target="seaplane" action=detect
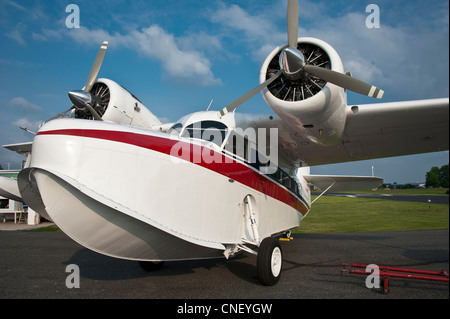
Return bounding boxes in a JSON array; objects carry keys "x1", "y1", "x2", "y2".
[{"x1": 2, "y1": 0, "x2": 448, "y2": 286}]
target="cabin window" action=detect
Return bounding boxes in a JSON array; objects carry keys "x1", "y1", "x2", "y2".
[
  {"x1": 181, "y1": 121, "x2": 228, "y2": 146},
  {"x1": 223, "y1": 130, "x2": 303, "y2": 200},
  {"x1": 267, "y1": 166, "x2": 303, "y2": 198},
  {"x1": 224, "y1": 131, "x2": 258, "y2": 163}
]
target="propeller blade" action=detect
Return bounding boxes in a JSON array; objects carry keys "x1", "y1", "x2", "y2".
[
  {"x1": 217, "y1": 70, "x2": 282, "y2": 118},
  {"x1": 287, "y1": 0, "x2": 299, "y2": 48},
  {"x1": 85, "y1": 103, "x2": 103, "y2": 121},
  {"x1": 84, "y1": 41, "x2": 108, "y2": 93},
  {"x1": 303, "y1": 65, "x2": 384, "y2": 98}
]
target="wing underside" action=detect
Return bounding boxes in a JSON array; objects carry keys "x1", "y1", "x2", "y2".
[
  {"x1": 303, "y1": 175, "x2": 383, "y2": 192},
  {"x1": 245, "y1": 98, "x2": 449, "y2": 168},
  {"x1": 3, "y1": 141, "x2": 33, "y2": 157}
]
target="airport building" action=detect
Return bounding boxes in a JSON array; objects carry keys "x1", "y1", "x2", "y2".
[{"x1": 0, "y1": 170, "x2": 40, "y2": 225}]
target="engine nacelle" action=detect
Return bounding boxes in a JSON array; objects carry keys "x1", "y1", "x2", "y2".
[
  {"x1": 75, "y1": 78, "x2": 161, "y2": 130},
  {"x1": 260, "y1": 37, "x2": 347, "y2": 146}
]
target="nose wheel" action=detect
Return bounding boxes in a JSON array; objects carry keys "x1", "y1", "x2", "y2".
[{"x1": 257, "y1": 237, "x2": 283, "y2": 286}]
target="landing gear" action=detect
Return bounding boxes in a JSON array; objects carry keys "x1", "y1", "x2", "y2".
[
  {"x1": 138, "y1": 261, "x2": 165, "y2": 272},
  {"x1": 257, "y1": 237, "x2": 282, "y2": 286}
]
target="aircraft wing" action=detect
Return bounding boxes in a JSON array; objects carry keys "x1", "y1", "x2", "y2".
[
  {"x1": 303, "y1": 175, "x2": 383, "y2": 192},
  {"x1": 0, "y1": 175, "x2": 22, "y2": 202},
  {"x1": 3, "y1": 142, "x2": 33, "y2": 157},
  {"x1": 239, "y1": 98, "x2": 449, "y2": 168}
]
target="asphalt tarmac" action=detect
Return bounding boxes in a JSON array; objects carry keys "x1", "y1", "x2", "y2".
[{"x1": 0, "y1": 228, "x2": 448, "y2": 300}]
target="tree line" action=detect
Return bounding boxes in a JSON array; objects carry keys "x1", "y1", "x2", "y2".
[{"x1": 426, "y1": 164, "x2": 449, "y2": 188}]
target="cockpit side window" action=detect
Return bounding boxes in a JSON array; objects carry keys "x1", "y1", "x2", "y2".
[
  {"x1": 181, "y1": 121, "x2": 228, "y2": 147},
  {"x1": 168, "y1": 123, "x2": 183, "y2": 135}
]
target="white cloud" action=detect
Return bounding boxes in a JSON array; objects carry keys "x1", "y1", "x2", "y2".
[
  {"x1": 31, "y1": 28, "x2": 63, "y2": 41},
  {"x1": 300, "y1": 12, "x2": 389, "y2": 84},
  {"x1": 129, "y1": 25, "x2": 222, "y2": 86},
  {"x1": 212, "y1": 4, "x2": 270, "y2": 39},
  {"x1": 9, "y1": 97, "x2": 42, "y2": 111},
  {"x1": 178, "y1": 31, "x2": 230, "y2": 60},
  {"x1": 345, "y1": 58, "x2": 384, "y2": 84},
  {"x1": 34, "y1": 24, "x2": 223, "y2": 87},
  {"x1": 0, "y1": 58, "x2": 42, "y2": 68},
  {"x1": 211, "y1": 3, "x2": 285, "y2": 61},
  {"x1": 210, "y1": 2, "x2": 448, "y2": 100},
  {"x1": 6, "y1": 22, "x2": 27, "y2": 45},
  {"x1": 12, "y1": 117, "x2": 42, "y2": 132},
  {"x1": 304, "y1": 10, "x2": 449, "y2": 99},
  {"x1": 4, "y1": 0, "x2": 27, "y2": 12}
]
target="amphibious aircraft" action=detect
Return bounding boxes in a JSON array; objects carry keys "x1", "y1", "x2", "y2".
[{"x1": 2, "y1": 0, "x2": 449, "y2": 285}]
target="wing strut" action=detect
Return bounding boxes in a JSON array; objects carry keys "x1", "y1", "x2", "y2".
[{"x1": 311, "y1": 182, "x2": 336, "y2": 204}]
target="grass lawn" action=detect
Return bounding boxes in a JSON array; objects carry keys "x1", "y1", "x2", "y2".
[
  {"x1": 338, "y1": 188, "x2": 448, "y2": 196},
  {"x1": 294, "y1": 195, "x2": 449, "y2": 233},
  {"x1": 28, "y1": 224, "x2": 61, "y2": 232}
]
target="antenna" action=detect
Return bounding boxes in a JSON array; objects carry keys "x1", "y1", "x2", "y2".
[{"x1": 206, "y1": 99, "x2": 214, "y2": 111}]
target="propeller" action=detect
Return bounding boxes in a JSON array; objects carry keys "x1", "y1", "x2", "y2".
[
  {"x1": 279, "y1": 0, "x2": 384, "y2": 99},
  {"x1": 217, "y1": 0, "x2": 383, "y2": 118},
  {"x1": 217, "y1": 71, "x2": 282, "y2": 118},
  {"x1": 68, "y1": 41, "x2": 109, "y2": 120}
]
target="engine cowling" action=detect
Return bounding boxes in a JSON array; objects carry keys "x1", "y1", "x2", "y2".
[
  {"x1": 260, "y1": 37, "x2": 348, "y2": 146},
  {"x1": 74, "y1": 78, "x2": 161, "y2": 130}
]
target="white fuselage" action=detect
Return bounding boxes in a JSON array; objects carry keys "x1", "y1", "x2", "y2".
[{"x1": 22, "y1": 117, "x2": 309, "y2": 261}]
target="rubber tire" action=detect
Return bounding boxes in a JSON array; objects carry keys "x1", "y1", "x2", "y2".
[
  {"x1": 138, "y1": 261, "x2": 165, "y2": 272},
  {"x1": 257, "y1": 237, "x2": 282, "y2": 286}
]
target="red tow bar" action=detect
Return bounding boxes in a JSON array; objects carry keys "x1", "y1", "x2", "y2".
[{"x1": 341, "y1": 263, "x2": 449, "y2": 294}]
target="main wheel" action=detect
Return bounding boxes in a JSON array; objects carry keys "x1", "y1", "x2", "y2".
[{"x1": 257, "y1": 237, "x2": 282, "y2": 286}]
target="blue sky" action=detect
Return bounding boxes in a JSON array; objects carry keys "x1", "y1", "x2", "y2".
[{"x1": 0, "y1": 0, "x2": 448, "y2": 183}]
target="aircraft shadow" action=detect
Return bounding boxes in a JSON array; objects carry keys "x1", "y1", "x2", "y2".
[{"x1": 63, "y1": 247, "x2": 249, "y2": 281}]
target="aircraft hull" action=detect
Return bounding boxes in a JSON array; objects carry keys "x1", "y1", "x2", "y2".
[
  {"x1": 26, "y1": 168, "x2": 223, "y2": 261},
  {"x1": 23, "y1": 118, "x2": 308, "y2": 261}
]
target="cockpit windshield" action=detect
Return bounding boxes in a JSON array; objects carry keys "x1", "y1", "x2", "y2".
[
  {"x1": 181, "y1": 121, "x2": 228, "y2": 147},
  {"x1": 167, "y1": 123, "x2": 183, "y2": 135}
]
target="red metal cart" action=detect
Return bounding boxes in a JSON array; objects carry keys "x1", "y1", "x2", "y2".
[{"x1": 341, "y1": 263, "x2": 449, "y2": 294}]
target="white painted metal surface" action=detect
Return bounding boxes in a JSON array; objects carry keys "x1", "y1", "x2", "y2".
[{"x1": 23, "y1": 118, "x2": 306, "y2": 260}]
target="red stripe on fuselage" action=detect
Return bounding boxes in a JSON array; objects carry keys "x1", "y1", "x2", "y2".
[{"x1": 37, "y1": 129, "x2": 309, "y2": 215}]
